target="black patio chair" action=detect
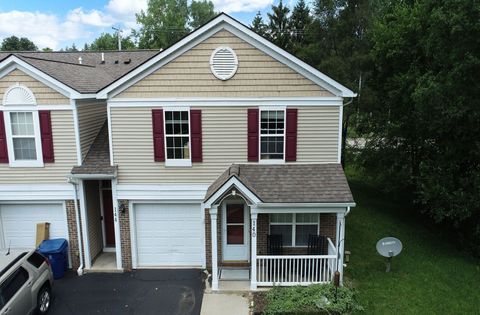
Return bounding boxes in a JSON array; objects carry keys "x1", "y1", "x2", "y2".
[
  {"x1": 306, "y1": 235, "x2": 329, "y2": 281},
  {"x1": 267, "y1": 234, "x2": 283, "y2": 255},
  {"x1": 307, "y1": 235, "x2": 328, "y2": 255}
]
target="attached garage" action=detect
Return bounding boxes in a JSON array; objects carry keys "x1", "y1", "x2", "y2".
[
  {"x1": 132, "y1": 203, "x2": 204, "y2": 268},
  {"x1": 0, "y1": 203, "x2": 68, "y2": 249}
]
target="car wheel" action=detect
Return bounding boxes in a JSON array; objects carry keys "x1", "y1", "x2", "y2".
[{"x1": 36, "y1": 285, "x2": 51, "y2": 314}]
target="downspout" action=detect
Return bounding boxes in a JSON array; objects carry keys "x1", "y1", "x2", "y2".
[{"x1": 67, "y1": 176, "x2": 84, "y2": 276}]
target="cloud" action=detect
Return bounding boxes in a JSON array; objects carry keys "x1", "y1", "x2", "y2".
[
  {"x1": 0, "y1": 0, "x2": 269, "y2": 50},
  {"x1": 212, "y1": 0, "x2": 274, "y2": 13},
  {"x1": 0, "y1": 10, "x2": 89, "y2": 49},
  {"x1": 67, "y1": 8, "x2": 115, "y2": 28},
  {"x1": 106, "y1": 0, "x2": 148, "y2": 18}
]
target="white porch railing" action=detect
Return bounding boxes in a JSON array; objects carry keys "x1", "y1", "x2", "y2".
[{"x1": 256, "y1": 238, "x2": 337, "y2": 286}]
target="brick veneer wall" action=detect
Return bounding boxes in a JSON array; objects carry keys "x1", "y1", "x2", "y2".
[
  {"x1": 65, "y1": 200, "x2": 81, "y2": 270},
  {"x1": 205, "y1": 208, "x2": 223, "y2": 270},
  {"x1": 257, "y1": 214, "x2": 269, "y2": 255},
  {"x1": 320, "y1": 213, "x2": 337, "y2": 244},
  {"x1": 118, "y1": 200, "x2": 132, "y2": 271}
]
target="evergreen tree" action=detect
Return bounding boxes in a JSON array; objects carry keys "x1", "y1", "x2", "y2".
[
  {"x1": 290, "y1": 0, "x2": 312, "y2": 45},
  {"x1": 251, "y1": 11, "x2": 267, "y2": 37},
  {"x1": 267, "y1": 0, "x2": 291, "y2": 50}
]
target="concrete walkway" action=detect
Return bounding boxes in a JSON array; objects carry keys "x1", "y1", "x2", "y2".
[{"x1": 200, "y1": 293, "x2": 250, "y2": 315}]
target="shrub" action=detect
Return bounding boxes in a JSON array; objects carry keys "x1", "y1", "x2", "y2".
[{"x1": 263, "y1": 284, "x2": 363, "y2": 314}]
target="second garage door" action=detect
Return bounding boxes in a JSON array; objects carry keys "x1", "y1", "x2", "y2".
[
  {"x1": 0, "y1": 203, "x2": 68, "y2": 249},
  {"x1": 133, "y1": 203, "x2": 203, "y2": 267}
]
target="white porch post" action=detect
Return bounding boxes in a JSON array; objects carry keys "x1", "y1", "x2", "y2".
[
  {"x1": 250, "y1": 206, "x2": 258, "y2": 290},
  {"x1": 336, "y1": 212, "x2": 346, "y2": 284},
  {"x1": 210, "y1": 206, "x2": 219, "y2": 291}
]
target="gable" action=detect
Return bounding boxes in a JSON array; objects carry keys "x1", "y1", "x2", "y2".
[
  {"x1": 115, "y1": 30, "x2": 335, "y2": 99},
  {"x1": 0, "y1": 69, "x2": 69, "y2": 105}
]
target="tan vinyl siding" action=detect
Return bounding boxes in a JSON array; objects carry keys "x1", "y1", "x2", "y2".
[
  {"x1": 297, "y1": 106, "x2": 340, "y2": 162},
  {"x1": 0, "y1": 110, "x2": 77, "y2": 183},
  {"x1": 77, "y1": 100, "x2": 107, "y2": 160},
  {"x1": 84, "y1": 180, "x2": 103, "y2": 260},
  {"x1": 111, "y1": 106, "x2": 339, "y2": 184},
  {"x1": 0, "y1": 69, "x2": 69, "y2": 105},
  {"x1": 116, "y1": 30, "x2": 334, "y2": 98}
]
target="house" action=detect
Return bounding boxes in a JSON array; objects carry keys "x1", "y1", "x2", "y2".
[{"x1": 0, "y1": 14, "x2": 355, "y2": 290}]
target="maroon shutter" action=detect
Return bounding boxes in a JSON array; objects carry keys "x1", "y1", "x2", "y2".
[
  {"x1": 247, "y1": 108, "x2": 259, "y2": 162},
  {"x1": 152, "y1": 109, "x2": 165, "y2": 162},
  {"x1": 0, "y1": 111, "x2": 8, "y2": 163},
  {"x1": 39, "y1": 110, "x2": 54, "y2": 163},
  {"x1": 285, "y1": 108, "x2": 297, "y2": 162},
  {"x1": 190, "y1": 109, "x2": 202, "y2": 162}
]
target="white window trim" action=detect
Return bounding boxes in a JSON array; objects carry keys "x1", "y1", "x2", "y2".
[
  {"x1": 259, "y1": 107, "x2": 286, "y2": 164},
  {"x1": 3, "y1": 110, "x2": 44, "y2": 167},
  {"x1": 269, "y1": 213, "x2": 320, "y2": 247},
  {"x1": 163, "y1": 107, "x2": 192, "y2": 167}
]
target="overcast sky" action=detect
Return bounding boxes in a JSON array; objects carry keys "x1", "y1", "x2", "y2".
[{"x1": 0, "y1": 0, "x2": 299, "y2": 50}]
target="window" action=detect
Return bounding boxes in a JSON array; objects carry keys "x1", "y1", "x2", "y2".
[
  {"x1": 27, "y1": 252, "x2": 47, "y2": 268},
  {"x1": 260, "y1": 110, "x2": 285, "y2": 161},
  {"x1": 0, "y1": 267, "x2": 29, "y2": 309},
  {"x1": 4, "y1": 111, "x2": 43, "y2": 167},
  {"x1": 164, "y1": 110, "x2": 191, "y2": 166},
  {"x1": 10, "y1": 112, "x2": 36, "y2": 160},
  {"x1": 270, "y1": 213, "x2": 319, "y2": 247}
]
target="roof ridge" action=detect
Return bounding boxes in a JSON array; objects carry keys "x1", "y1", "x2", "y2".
[{"x1": 20, "y1": 55, "x2": 96, "y2": 68}]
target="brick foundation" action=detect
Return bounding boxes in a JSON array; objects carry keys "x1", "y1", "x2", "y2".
[{"x1": 118, "y1": 200, "x2": 132, "y2": 271}]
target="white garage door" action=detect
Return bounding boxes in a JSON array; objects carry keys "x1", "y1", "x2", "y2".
[
  {"x1": 134, "y1": 203, "x2": 203, "y2": 267},
  {"x1": 0, "y1": 203, "x2": 68, "y2": 249}
]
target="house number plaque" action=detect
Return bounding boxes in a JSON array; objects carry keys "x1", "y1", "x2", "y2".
[{"x1": 252, "y1": 220, "x2": 256, "y2": 237}]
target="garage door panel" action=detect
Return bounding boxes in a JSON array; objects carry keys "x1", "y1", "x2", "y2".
[
  {"x1": 134, "y1": 203, "x2": 203, "y2": 267},
  {"x1": 0, "y1": 203, "x2": 67, "y2": 249}
]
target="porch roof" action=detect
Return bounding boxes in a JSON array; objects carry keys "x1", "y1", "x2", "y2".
[
  {"x1": 204, "y1": 164, "x2": 354, "y2": 204},
  {"x1": 71, "y1": 121, "x2": 116, "y2": 176}
]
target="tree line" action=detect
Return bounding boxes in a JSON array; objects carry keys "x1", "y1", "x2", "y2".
[{"x1": 1, "y1": 0, "x2": 479, "y2": 255}]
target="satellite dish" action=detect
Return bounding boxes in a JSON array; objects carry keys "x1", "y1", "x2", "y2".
[{"x1": 376, "y1": 237, "x2": 402, "y2": 272}]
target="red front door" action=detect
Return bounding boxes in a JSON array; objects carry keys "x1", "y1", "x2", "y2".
[{"x1": 102, "y1": 189, "x2": 115, "y2": 247}]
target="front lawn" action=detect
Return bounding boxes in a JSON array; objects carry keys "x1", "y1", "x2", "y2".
[{"x1": 345, "y1": 172, "x2": 480, "y2": 314}]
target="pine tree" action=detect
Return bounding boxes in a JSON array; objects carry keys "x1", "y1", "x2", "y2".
[
  {"x1": 267, "y1": 0, "x2": 291, "y2": 50},
  {"x1": 251, "y1": 11, "x2": 267, "y2": 37},
  {"x1": 290, "y1": 0, "x2": 312, "y2": 45}
]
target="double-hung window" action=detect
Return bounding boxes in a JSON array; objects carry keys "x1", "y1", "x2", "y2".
[
  {"x1": 164, "y1": 109, "x2": 191, "y2": 166},
  {"x1": 4, "y1": 111, "x2": 43, "y2": 167},
  {"x1": 260, "y1": 109, "x2": 285, "y2": 161},
  {"x1": 270, "y1": 213, "x2": 319, "y2": 247}
]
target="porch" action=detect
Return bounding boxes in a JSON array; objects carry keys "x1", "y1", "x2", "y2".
[{"x1": 203, "y1": 164, "x2": 354, "y2": 291}]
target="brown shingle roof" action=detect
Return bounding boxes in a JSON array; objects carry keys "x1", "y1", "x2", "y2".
[
  {"x1": 0, "y1": 50, "x2": 159, "y2": 93},
  {"x1": 71, "y1": 122, "x2": 116, "y2": 175},
  {"x1": 205, "y1": 164, "x2": 354, "y2": 204}
]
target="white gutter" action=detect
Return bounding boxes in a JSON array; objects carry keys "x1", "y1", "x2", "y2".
[{"x1": 67, "y1": 177, "x2": 84, "y2": 276}]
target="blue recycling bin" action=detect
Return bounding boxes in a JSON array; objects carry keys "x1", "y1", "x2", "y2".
[{"x1": 38, "y1": 238, "x2": 68, "y2": 279}]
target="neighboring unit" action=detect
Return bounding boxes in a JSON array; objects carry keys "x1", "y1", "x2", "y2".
[{"x1": 0, "y1": 13, "x2": 355, "y2": 290}]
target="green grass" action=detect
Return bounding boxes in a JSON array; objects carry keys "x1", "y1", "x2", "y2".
[{"x1": 345, "y1": 172, "x2": 480, "y2": 314}]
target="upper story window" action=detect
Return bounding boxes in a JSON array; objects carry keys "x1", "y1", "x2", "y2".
[
  {"x1": 2, "y1": 84, "x2": 43, "y2": 167},
  {"x1": 164, "y1": 109, "x2": 191, "y2": 167},
  {"x1": 10, "y1": 112, "x2": 37, "y2": 160},
  {"x1": 260, "y1": 109, "x2": 285, "y2": 161}
]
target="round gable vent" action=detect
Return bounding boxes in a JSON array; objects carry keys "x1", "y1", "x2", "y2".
[{"x1": 210, "y1": 47, "x2": 238, "y2": 80}]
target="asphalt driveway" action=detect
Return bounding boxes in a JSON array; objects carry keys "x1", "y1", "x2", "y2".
[{"x1": 50, "y1": 269, "x2": 204, "y2": 315}]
